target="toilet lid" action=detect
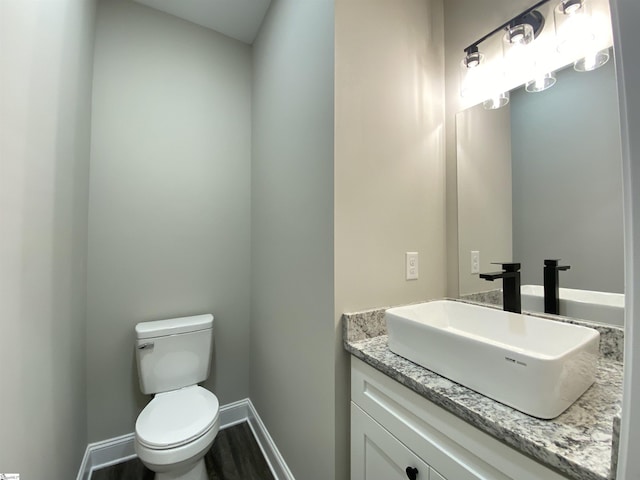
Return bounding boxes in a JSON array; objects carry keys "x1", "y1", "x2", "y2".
[{"x1": 136, "y1": 385, "x2": 219, "y2": 449}]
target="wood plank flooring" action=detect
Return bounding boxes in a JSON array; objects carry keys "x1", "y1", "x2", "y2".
[{"x1": 91, "y1": 422, "x2": 275, "y2": 480}]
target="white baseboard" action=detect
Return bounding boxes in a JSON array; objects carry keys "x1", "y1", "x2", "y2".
[
  {"x1": 245, "y1": 398, "x2": 295, "y2": 480},
  {"x1": 76, "y1": 398, "x2": 294, "y2": 480},
  {"x1": 76, "y1": 432, "x2": 136, "y2": 480}
]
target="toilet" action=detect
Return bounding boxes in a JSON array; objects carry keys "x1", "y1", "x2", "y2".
[{"x1": 134, "y1": 314, "x2": 220, "y2": 480}]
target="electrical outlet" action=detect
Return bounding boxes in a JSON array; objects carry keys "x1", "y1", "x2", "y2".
[
  {"x1": 471, "y1": 250, "x2": 480, "y2": 274},
  {"x1": 406, "y1": 252, "x2": 419, "y2": 280}
]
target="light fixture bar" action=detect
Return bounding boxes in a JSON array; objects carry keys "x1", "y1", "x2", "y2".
[{"x1": 462, "y1": 0, "x2": 551, "y2": 54}]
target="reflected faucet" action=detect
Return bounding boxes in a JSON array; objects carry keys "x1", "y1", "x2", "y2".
[
  {"x1": 480, "y1": 262, "x2": 521, "y2": 314},
  {"x1": 544, "y1": 259, "x2": 571, "y2": 315}
]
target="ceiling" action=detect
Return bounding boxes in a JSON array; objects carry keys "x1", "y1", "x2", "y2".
[{"x1": 131, "y1": 0, "x2": 272, "y2": 44}]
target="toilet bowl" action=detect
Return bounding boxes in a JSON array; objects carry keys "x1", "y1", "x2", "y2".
[
  {"x1": 134, "y1": 315, "x2": 218, "y2": 480},
  {"x1": 135, "y1": 386, "x2": 220, "y2": 480}
]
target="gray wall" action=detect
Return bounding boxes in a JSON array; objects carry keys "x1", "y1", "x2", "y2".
[
  {"x1": 87, "y1": 0, "x2": 252, "y2": 441},
  {"x1": 250, "y1": 1, "x2": 336, "y2": 479},
  {"x1": 511, "y1": 60, "x2": 624, "y2": 292},
  {"x1": 0, "y1": 0, "x2": 96, "y2": 477}
]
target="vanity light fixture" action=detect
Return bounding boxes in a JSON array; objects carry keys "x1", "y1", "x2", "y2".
[
  {"x1": 525, "y1": 71, "x2": 557, "y2": 92},
  {"x1": 461, "y1": 0, "x2": 612, "y2": 102},
  {"x1": 461, "y1": 0, "x2": 550, "y2": 99},
  {"x1": 461, "y1": 0, "x2": 550, "y2": 63}
]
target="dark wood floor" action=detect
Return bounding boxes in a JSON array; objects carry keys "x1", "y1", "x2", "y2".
[{"x1": 91, "y1": 422, "x2": 275, "y2": 480}]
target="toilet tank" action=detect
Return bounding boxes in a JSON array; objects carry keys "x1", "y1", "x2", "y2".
[{"x1": 135, "y1": 314, "x2": 213, "y2": 395}]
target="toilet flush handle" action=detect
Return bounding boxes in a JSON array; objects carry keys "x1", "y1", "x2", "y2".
[{"x1": 138, "y1": 342, "x2": 154, "y2": 350}]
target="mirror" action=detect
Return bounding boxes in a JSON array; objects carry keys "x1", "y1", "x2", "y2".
[{"x1": 455, "y1": 55, "x2": 625, "y2": 325}]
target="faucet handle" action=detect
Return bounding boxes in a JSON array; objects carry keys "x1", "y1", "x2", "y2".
[{"x1": 491, "y1": 262, "x2": 521, "y2": 272}]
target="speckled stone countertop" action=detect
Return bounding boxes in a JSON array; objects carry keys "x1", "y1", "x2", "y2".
[{"x1": 343, "y1": 301, "x2": 624, "y2": 480}]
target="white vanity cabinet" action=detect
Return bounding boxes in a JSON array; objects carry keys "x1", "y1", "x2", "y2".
[
  {"x1": 352, "y1": 402, "x2": 441, "y2": 480},
  {"x1": 350, "y1": 357, "x2": 569, "y2": 480}
]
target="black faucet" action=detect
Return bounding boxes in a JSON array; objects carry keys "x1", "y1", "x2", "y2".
[
  {"x1": 544, "y1": 259, "x2": 571, "y2": 315},
  {"x1": 479, "y1": 262, "x2": 522, "y2": 313}
]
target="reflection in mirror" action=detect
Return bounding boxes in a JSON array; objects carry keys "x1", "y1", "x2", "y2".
[{"x1": 456, "y1": 54, "x2": 624, "y2": 325}]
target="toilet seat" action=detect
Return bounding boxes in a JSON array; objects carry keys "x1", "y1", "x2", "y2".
[{"x1": 136, "y1": 385, "x2": 219, "y2": 450}]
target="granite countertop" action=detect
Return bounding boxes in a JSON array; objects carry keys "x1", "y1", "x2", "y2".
[{"x1": 343, "y1": 302, "x2": 624, "y2": 480}]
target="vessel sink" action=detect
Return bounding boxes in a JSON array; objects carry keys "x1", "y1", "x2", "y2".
[
  {"x1": 521, "y1": 284, "x2": 624, "y2": 326},
  {"x1": 386, "y1": 300, "x2": 600, "y2": 419}
]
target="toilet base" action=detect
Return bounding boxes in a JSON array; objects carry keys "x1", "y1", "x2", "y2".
[{"x1": 154, "y1": 457, "x2": 207, "y2": 480}]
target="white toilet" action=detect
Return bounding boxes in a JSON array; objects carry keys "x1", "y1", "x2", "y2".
[{"x1": 134, "y1": 314, "x2": 220, "y2": 480}]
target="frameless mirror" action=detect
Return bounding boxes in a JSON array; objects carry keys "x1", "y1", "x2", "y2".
[{"x1": 455, "y1": 55, "x2": 625, "y2": 326}]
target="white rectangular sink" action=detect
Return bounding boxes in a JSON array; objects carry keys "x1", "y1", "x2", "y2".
[
  {"x1": 386, "y1": 300, "x2": 600, "y2": 419},
  {"x1": 521, "y1": 284, "x2": 625, "y2": 326}
]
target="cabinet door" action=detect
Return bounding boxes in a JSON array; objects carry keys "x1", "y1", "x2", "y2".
[
  {"x1": 352, "y1": 402, "x2": 431, "y2": 480},
  {"x1": 430, "y1": 469, "x2": 446, "y2": 480}
]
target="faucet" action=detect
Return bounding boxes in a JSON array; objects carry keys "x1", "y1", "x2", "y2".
[
  {"x1": 479, "y1": 262, "x2": 522, "y2": 313},
  {"x1": 544, "y1": 259, "x2": 571, "y2": 315}
]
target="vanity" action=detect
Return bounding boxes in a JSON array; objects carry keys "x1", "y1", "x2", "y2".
[
  {"x1": 343, "y1": 300, "x2": 623, "y2": 480},
  {"x1": 344, "y1": 1, "x2": 626, "y2": 477}
]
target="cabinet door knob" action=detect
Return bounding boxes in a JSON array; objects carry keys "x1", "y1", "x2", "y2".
[{"x1": 405, "y1": 466, "x2": 419, "y2": 480}]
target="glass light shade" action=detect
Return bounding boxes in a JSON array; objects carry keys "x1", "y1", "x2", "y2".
[
  {"x1": 504, "y1": 23, "x2": 534, "y2": 46},
  {"x1": 554, "y1": 0, "x2": 595, "y2": 55},
  {"x1": 574, "y1": 48, "x2": 610, "y2": 71},
  {"x1": 463, "y1": 50, "x2": 482, "y2": 68},
  {"x1": 459, "y1": 52, "x2": 486, "y2": 98},
  {"x1": 560, "y1": 0, "x2": 583, "y2": 15},
  {"x1": 525, "y1": 72, "x2": 557, "y2": 92},
  {"x1": 483, "y1": 91, "x2": 510, "y2": 110},
  {"x1": 502, "y1": 22, "x2": 537, "y2": 87}
]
